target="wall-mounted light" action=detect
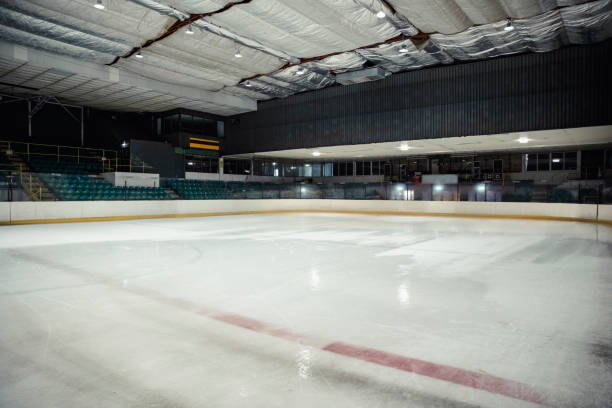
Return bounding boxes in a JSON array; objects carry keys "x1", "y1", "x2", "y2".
[
  {"x1": 94, "y1": 0, "x2": 105, "y2": 10},
  {"x1": 398, "y1": 45, "x2": 409, "y2": 53},
  {"x1": 244, "y1": 81, "x2": 252, "y2": 87},
  {"x1": 296, "y1": 67, "x2": 306, "y2": 75},
  {"x1": 504, "y1": 18, "x2": 514, "y2": 31},
  {"x1": 121, "y1": 141, "x2": 129, "y2": 148},
  {"x1": 135, "y1": 49, "x2": 143, "y2": 59},
  {"x1": 434, "y1": 184, "x2": 444, "y2": 192},
  {"x1": 185, "y1": 25, "x2": 194, "y2": 35}
]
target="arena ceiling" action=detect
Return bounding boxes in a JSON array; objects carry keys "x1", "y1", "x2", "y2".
[{"x1": 0, "y1": 0, "x2": 610, "y2": 115}]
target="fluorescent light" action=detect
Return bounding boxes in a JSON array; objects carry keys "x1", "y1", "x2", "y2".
[
  {"x1": 552, "y1": 158, "x2": 561, "y2": 163},
  {"x1": 185, "y1": 25, "x2": 194, "y2": 35},
  {"x1": 504, "y1": 18, "x2": 514, "y2": 31},
  {"x1": 517, "y1": 136, "x2": 529, "y2": 144},
  {"x1": 187, "y1": 161, "x2": 194, "y2": 166},
  {"x1": 398, "y1": 45, "x2": 409, "y2": 53},
  {"x1": 94, "y1": 0, "x2": 105, "y2": 10},
  {"x1": 376, "y1": 10, "x2": 386, "y2": 18},
  {"x1": 312, "y1": 151, "x2": 321, "y2": 157}
]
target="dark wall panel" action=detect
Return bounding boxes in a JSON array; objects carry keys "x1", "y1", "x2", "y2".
[{"x1": 225, "y1": 40, "x2": 612, "y2": 154}]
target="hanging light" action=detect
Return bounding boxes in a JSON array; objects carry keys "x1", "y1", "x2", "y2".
[
  {"x1": 135, "y1": 49, "x2": 143, "y2": 59},
  {"x1": 504, "y1": 18, "x2": 514, "y2": 31},
  {"x1": 398, "y1": 45, "x2": 409, "y2": 53},
  {"x1": 185, "y1": 25, "x2": 194, "y2": 35},
  {"x1": 94, "y1": 0, "x2": 105, "y2": 10},
  {"x1": 376, "y1": 10, "x2": 386, "y2": 18},
  {"x1": 234, "y1": 47, "x2": 242, "y2": 58},
  {"x1": 244, "y1": 81, "x2": 252, "y2": 87},
  {"x1": 296, "y1": 67, "x2": 306, "y2": 75}
]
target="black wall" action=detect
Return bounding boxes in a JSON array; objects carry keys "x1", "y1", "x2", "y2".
[
  {"x1": 0, "y1": 100, "x2": 155, "y2": 150},
  {"x1": 225, "y1": 40, "x2": 612, "y2": 155}
]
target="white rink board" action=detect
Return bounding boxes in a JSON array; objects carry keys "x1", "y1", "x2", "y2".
[{"x1": 1, "y1": 200, "x2": 609, "y2": 224}]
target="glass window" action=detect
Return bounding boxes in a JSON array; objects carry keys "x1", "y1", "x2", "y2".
[
  {"x1": 312, "y1": 163, "x2": 321, "y2": 177},
  {"x1": 346, "y1": 161, "x2": 353, "y2": 176},
  {"x1": 372, "y1": 161, "x2": 380, "y2": 175},
  {"x1": 537, "y1": 153, "x2": 549, "y2": 171},
  {"x1": 333, "y1": 162, "x2": 339, "y2": 176},
  {"x1": 304, "y1": 164, "x2": 312, "y2": 177},
  {"x1": 551, "y1": 152, "x2": 563, "y2": 170},
  {"x1": 324, "y1": 163, "x2": 333, "y2": 177},
  {"x1": 526, "y1": 154, "x2": 537, "y2": 171},
  {"x1": 339, "y1": 162, "x2": 347, "y2": 176},
  {"x1": 565, "y1": 152, "x2": 577, "y2": 170},
  {"x1": 356, "y1": 161, "x2": 364, "y2": 176}
]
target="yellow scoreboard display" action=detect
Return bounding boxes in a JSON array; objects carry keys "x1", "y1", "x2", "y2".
[{"x1": 189, "y1": 137, "x2": 220, "y2": 152}]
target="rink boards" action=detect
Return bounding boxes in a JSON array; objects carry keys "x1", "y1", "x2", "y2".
[{"x1": 1, "y1": 199, "x2": 611, "y2": 227}]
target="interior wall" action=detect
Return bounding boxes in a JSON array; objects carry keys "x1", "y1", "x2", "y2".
[{"x1": 225, "y1": 40, "x2": 612, "y2": 155}]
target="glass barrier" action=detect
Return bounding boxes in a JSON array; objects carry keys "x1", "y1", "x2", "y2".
[{"x1": 2, "y1": 173, "x2": 610, "y2": 204}]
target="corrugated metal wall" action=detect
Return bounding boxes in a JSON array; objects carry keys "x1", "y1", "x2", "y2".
[{"x1": 225, "y1": 40, "x2": 612, "y2": 155}]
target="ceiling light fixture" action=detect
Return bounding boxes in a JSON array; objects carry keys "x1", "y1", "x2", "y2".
[
  {"x1": 504, "y1": 18, "x2": 514, "y2": 31},
  {"x1": 518, "y1": 136, "x2": 529, "y2": 144},
  {"x1": 376, "y1": 10, "x2": 386, "y2": 18},
  {"x1": 135, "y1": 49, "x2": 143, "y2": 59},
  {"x1": 399, "y1": 143, "x2": 410, "y2": 151},
  {"x1": 312, "y1": 151, "x2": 321, "y2": 157},
  {"x1": 94, "y1": 0, "x2": 105, "y2": 10},
  {"x1": 398, "y1": 45, "x2": 409, "y2": 53},
  {"x1": 185, "y1": 25, "x2": 194, "y2": 35}
]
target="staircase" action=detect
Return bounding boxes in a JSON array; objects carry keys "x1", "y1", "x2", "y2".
[
  {"x1": 6, "y1": 154, "x2": 56, "y2": 201},
  {"x1": 19, "y1": 171, "x2": 56, "y2": 201},
  {"x1": 165, "y1": 188, "x2": 180, "y2": 199}
]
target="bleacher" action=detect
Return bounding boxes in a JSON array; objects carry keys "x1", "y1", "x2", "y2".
[
  {"x1": 29, "y1": 158, "x2": 102, "y2": 174},
  {"x1": 40, "y1": 173, "x2": 171, "y2": 201},
  {"x1": 167, "y1": 179, "x2": 226, "y2": 200}
]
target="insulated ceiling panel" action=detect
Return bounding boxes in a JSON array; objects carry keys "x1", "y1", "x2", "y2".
[
  {"x1": 387, "y1": 0, "x2": 592, "y2": 34},
  {"x1": 431, "y1": 0, "x2": 612, "y2": 60},
  {"x1": 206, "y1": 0, "x2": 406, "y2": 58}
]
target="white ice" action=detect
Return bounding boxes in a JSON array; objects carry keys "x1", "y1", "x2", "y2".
[{"x1": 0, "y1": 213, "x2": 611, "y2": 407}]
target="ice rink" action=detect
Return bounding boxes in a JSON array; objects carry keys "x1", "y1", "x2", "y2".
[{"x1": 1, "y1": 213, "x2": 611, "y2": 407}]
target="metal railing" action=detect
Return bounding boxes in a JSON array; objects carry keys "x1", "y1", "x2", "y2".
[{"x1": 1, "y1": 140, "x2": 118, "y2": 167}]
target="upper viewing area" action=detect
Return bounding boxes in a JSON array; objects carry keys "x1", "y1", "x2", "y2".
[{"x1": 0, "y1": 0, "x2": 611, "y2": 115}]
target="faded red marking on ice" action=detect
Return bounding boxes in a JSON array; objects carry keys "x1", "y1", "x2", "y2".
[
  {"x1": 323, "y1": 342, "x2": 549, "y2": 406},
  {"x1": 14, "y1": 251, "x2": 551, "y2": 406},
  {"x1": 206, "y1": 312, "x2": 549, "y2": 405}
]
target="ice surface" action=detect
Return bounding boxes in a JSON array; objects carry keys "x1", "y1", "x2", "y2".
[{"x1": 0, "y1": 213, "x2": 611, "y2": 407}]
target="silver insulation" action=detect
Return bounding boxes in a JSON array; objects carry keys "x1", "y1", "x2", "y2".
[
  {"x1": 206, "y1": 0, "x2": 408, "y2": 58},
  {"x1": 431, "y1": 0, "x2": 612, "y2": 60},
  {"x1": 387, "y1": 0, "x2": 592, "y2": 34},
  {"x1": 357, "y1": 40, "x2": 453, "y2": 73},
  {"x1": 0, "y1": 3, "x2": 132, "y2": 56}
]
